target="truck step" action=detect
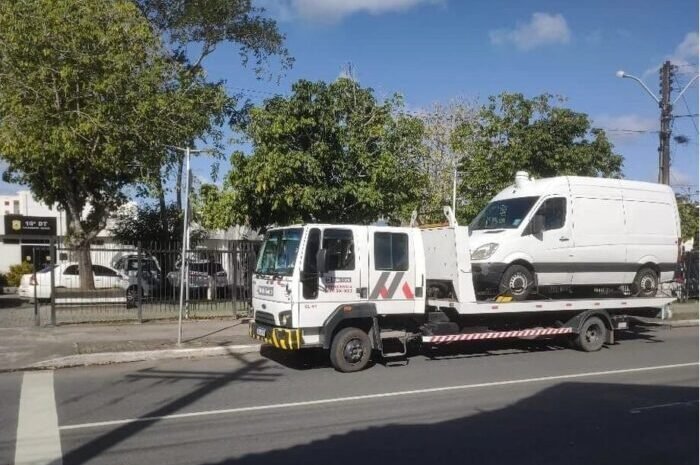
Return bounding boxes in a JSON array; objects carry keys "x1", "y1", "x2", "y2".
[
  {"x1": 381, "y1": 351, "x2": 407, "y2": 358},
  {"x1": 380, "y1": 330, "x2": 408, "y2": 339}
]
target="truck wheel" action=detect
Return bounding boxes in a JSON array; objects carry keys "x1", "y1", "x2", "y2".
[
  {"x1": 329, "y1": 327, "x2": 372, "y2": 373},
  {"x1": 498, "y1": 264, "x2": 534, "y2": 301},
  {"x1": 631, "y1": 267, "x2": 658, "y2": 297},
  {"x1": 574, "y1": 316, "x2": 606, "y2": 352}
]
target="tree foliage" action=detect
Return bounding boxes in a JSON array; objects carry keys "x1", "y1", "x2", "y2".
[
  {"x1": 110, "y1": 203, "x2": 207, "y2": 246},
  {"x1": 201, "y1": 78, "x2": 428, "y2": 230},
  {"x1": 0, "y1": 0, "x2": 228, "y2": 287},
  {"x1": 453, "y1": 93, "x2": 623, "y2": 221},
  {"x1": 677, "y1": 194, "x2": 699, "y2": 242}
]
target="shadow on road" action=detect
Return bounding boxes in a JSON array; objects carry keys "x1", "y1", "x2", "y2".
[
  {"x1": 199, "y1": 381, "x2": 698, "y2": 465},
  {"x1": 61, "y1": 348, "x2": 281, "y2": 465}
]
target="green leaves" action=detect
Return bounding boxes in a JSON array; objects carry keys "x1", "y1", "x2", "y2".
[
  {"x1": 453, "y1": 92, "x2": 623, "y2": 221},
  {"x1": 202, "y1": 78, "x2": 427, "y2": 230}
]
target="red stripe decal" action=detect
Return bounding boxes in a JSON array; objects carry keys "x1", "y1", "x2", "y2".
[
  {"x1": 378, "y1": 287, "x2": 389, "y2": 299},
  {"x1": 402, "y1": 282, "x2": 415, "y2": 300}
]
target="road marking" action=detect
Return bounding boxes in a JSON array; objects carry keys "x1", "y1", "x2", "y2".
[
  {"x1": 15, "y1": 371, "x2": 63, "y2": 465},
  {"x1": 59, "y1": 362, "x2": 699, "y2": 431},
  {"x1": 630, "y1": 399, "x2": 699, "y2": 414}
]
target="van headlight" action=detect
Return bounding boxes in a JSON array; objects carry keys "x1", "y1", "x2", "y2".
[
  {"x1": 279, "y1": 311, "x2": 292, "y2": 328},
  {"x1": 471, "y1": 243, "x2": 499, "y2": 260}
]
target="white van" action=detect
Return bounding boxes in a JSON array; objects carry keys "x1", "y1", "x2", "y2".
[{"x1": 469, "y1": 172, "x2": 681, "y2": 300}]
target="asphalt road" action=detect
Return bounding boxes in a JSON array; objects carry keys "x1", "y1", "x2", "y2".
[{"x1": 1, "y1": 326, "x2": 698, "y2": 465}]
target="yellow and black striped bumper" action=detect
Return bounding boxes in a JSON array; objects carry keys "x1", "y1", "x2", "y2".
[{"x1": 249, "y1": 322, "x2": 303, "y2": 350}]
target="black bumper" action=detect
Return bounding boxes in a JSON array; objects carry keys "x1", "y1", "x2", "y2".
[{"x1": 471, "y1": 263, "x2": 508, "y2": 293}]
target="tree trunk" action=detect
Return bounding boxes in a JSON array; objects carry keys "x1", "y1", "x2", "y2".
[{"x1": 76, "y1": 244, "x2": 95, "y2": 290}]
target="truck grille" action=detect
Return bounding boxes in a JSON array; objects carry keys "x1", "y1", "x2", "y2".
[{"x1": 255, "y1": 310, "x2": 275, "y2": 326}]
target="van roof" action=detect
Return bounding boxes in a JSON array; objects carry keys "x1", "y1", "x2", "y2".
[{"x1": 492, "y1": 175, "x2": 674, "y2": 201}]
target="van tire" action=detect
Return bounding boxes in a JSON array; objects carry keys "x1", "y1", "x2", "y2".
[
  {"x1": 574, "y1": 316, "x2": 606, "y2": 352},
  {"x1": 329, "y1": 327, "x2": 372, "y2": 373},
  {"x1": 498, "y1": 265, "x2": 534, "y2": 301},
  {"x1": 632, "y1": 267, "x2": 658, "y2": 298}
]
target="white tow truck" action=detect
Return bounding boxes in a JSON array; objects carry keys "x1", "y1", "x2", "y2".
[{"x1": 249, "y1": 207, "x2": 674, "y2": 372}]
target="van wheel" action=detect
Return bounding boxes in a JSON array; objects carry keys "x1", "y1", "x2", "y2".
[
  {"x1": 498, "y1": 265, "x2": 534, "y2": 301},
  {"x1": 632, "y1": 267, "x2": 658, "y2": 297},
  {"x1": 329, "y1": 327, "x2": 372, "y2": 373},
  {"x1": 574, "y1": 316, "x2": 607, "y2": 352}
]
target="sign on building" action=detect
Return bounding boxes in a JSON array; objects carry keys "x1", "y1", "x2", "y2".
[{"x1": 3, "y1": 215, "x2": 57, "y2": 236}]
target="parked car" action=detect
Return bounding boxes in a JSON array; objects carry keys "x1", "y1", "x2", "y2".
[
  {"x1": 166, "y1": 259, "x2": 228, "y2": 292},
  {"x1": 469, "y1": 172, "x2": 681, "y2": 300},
  {"x1": 111, "y1": 253, "x2": 163, "y2": 306},
  {"x1": 18, "y1": 263, "x2": 128, "y2": 301}
]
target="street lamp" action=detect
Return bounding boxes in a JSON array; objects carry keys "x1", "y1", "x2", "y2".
[
  {"x1": 167, "y1": 145, "x2": 214, "y2": 345},
  {"x1": 616, "y1": 70, "x2": 660, "y2": 104}
]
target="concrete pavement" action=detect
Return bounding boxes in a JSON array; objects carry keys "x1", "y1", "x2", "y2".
[{"x1": 0, "y1": 326, "x2": 697, "y2": 465}]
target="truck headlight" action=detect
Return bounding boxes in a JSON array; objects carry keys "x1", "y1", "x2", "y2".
[
  {"x1": 279, "y1": 310, "x2": 292, "y2": 328},
  {"x1": 471, "y1": 243, "x2": 499, "y2": 261}
]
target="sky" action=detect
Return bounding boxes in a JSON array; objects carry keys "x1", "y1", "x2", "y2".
[{"x1": 1, "y1": 0, "x2": 698, "y2": 200}]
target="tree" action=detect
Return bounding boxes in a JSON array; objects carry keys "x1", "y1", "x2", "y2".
[
  {"x1": 676, "y1": 194, "x2": 699, "y2": 242},
  {"x1": 416, "y1": 100, "x2": 477, "y2": 220},
  {"x1": 109, "y1": 203, "x2": 207, "y2": 246},
  {"x1": 201, "y1": 78, "x2": 428, "y2": 230},
  {"x1": 133, "y1": 0, "x2": 293, "y2": 223},
  {"x1": 453, "y1": 93, "x2": 623, "y2": 221},
  {"x1": 0, "y1": 0, "x2": 228, "y2": 288}
]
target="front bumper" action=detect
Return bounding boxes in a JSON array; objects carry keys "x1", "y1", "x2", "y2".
[
  {"x1": 249, "y1": 321, "x2": 303, "y2": 350},
  {"x1": 471, "y1": 262, "x2": 508, "y2": 293}
]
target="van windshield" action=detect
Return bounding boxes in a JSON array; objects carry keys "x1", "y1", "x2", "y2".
[
  {"x1": 255, "y1": 228, "x2": 302, "y2": 276},
  {"x1": 470, "y1": 196, "x2": 539, "y2": 230}
]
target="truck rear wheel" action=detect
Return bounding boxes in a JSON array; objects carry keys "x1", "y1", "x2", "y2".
[
  {"x1": 574, "y1": 316, "x2": 607, "y2": 352},
  {"x1": 329, "y1": 327, "x2": 372, "y2": 373},
  {"x1": 498, "y1": 264, "x2": 534, "y2": 301}
]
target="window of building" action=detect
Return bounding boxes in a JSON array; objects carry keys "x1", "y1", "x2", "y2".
[
  {"x1": 322, "y1": 229, "x2": 354, "y2": 271},
  {"x1": 374, "y1": 232, "x2": 409, "y2": 271},
  {"x1": 534, "y1": 197, "x2": 567, "y2": 231},
  {"x1": 12, "y1": 200, "x2": 19, "y2": 214}
]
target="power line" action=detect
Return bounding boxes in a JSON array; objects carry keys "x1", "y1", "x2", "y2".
[{"x1": 680, "y1": 94, "x2": 699, "y2": 135}]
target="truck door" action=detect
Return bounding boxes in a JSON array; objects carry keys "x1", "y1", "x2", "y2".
[
  {"x1": 368, "y1": 227, "x2": 417, "y2": 314},
  {"x1": 297, "y1": 227, "x2": 365, "y2": 328}
]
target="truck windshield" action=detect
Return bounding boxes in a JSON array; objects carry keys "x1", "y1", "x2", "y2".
[
  {"x1": 255, "y1": 228, "x2": 303, "y2": 276},
  {"x1": 470, "y1": 196, "x2": 539, "y2": 230}
]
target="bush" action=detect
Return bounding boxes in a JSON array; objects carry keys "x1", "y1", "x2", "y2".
[
  {"x1": 6, "y1": 262, "x2": 34, "y2": 287},
  {"x1": 0, "y1": 273, "x2": 7, "y2": 287}
]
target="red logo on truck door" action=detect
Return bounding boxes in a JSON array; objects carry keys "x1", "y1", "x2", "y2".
[{"x1": 370, "y1": 272, "x2": 414, "y2": 299}]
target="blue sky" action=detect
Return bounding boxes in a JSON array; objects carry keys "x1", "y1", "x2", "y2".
[{"x1": 2, "y1": 0, "x2": 698, "y2": 199}]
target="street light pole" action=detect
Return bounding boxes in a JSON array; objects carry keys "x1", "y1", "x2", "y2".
[{"x1": 167, "y1": 145, "x2": 213, "y2": 345}]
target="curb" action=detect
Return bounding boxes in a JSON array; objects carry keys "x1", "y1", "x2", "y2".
[
  {"x1": 669, "y1": 319, "x2": 699, "y2": 328},
  {"x1": 26, "y1": 343, "x2": 263, "y2": 370}
]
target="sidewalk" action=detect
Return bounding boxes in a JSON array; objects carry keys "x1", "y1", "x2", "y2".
[{"x1": 0, "y1": 318, "x2": 259, "y2": 372}]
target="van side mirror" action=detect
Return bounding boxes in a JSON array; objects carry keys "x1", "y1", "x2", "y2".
[
  {"x1": 531, "y1": 214, "x2": 545, "y2": 235},
  {"x1": 316, "y1": 249, "x2": 328, "y2": 274}
]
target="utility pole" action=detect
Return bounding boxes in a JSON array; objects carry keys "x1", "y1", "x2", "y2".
[{"x1": 658, "y1": 60, "x2": 674, "y2": 185}]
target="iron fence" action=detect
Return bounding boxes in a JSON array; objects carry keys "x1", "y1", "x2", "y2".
[{"x1": 27, "y1": 239, "x2": 259, "y2": 324}]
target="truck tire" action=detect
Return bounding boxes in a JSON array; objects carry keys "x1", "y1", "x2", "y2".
[
  {"x1": 498, "y1": 264, "x2": 534, "y2": 301},
  {"x1": 574, "y1": 316, "x2": 606, "y2": 352},
  {"x1": 631, "y1": 267, "x2": 658, "y2": 297},
  {"x1": 329, "y1": 327, "x2": 372, "y2": 373}
]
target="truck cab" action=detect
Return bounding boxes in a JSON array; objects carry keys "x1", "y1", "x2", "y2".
[{"x1": 251, "y1": 224, "x2": 425, "y2": 350}]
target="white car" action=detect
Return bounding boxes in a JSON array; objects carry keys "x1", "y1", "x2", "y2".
[{"x1": 18, "y1": 263, "x2": 128, "y2": 300}]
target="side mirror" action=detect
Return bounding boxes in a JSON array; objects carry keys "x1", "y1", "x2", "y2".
[
  {"x1": 531, "y1": 214, "x2": 545, "y2": 235},
  {"x1": 316, "y1": 249, "x2": 328, "y2": 274}
]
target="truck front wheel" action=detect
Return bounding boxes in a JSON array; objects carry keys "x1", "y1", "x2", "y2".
[{"x1": 330, "y1": 327, "x2": 372, "y2": 373}]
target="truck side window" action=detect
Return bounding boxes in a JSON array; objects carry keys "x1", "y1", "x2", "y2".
[
  {"x1": 536, "y1": 197, "x2": 567, "y2": 230},
  {"x1": 323, "y1": 229, "x2": 355, "y2": 271},
  {"x1": 374, "y1": 232, "x2": 409, "y2": 271},
  {"x1": 303, "y1": 228, "x2": 321, "y2": 272}
]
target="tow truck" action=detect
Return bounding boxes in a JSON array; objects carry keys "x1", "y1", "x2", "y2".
[{"x1": 249, "y1": 207, "x2": 674, "y2": 372}]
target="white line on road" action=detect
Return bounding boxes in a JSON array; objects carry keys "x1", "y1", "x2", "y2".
[
  {"x1": 629, "y1": 399, "x2": 699, "y2": 414},
  {"x1": 15, "y1": 371, "x2": 63, "y2": 465},
  {"x1": 59, "y1": 361, "x2": 699, "y2": 432}
]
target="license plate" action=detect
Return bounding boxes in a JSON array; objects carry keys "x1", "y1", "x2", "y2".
[{"x1": 256, "y1": 326, "x2": 268, "y2": 337}]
